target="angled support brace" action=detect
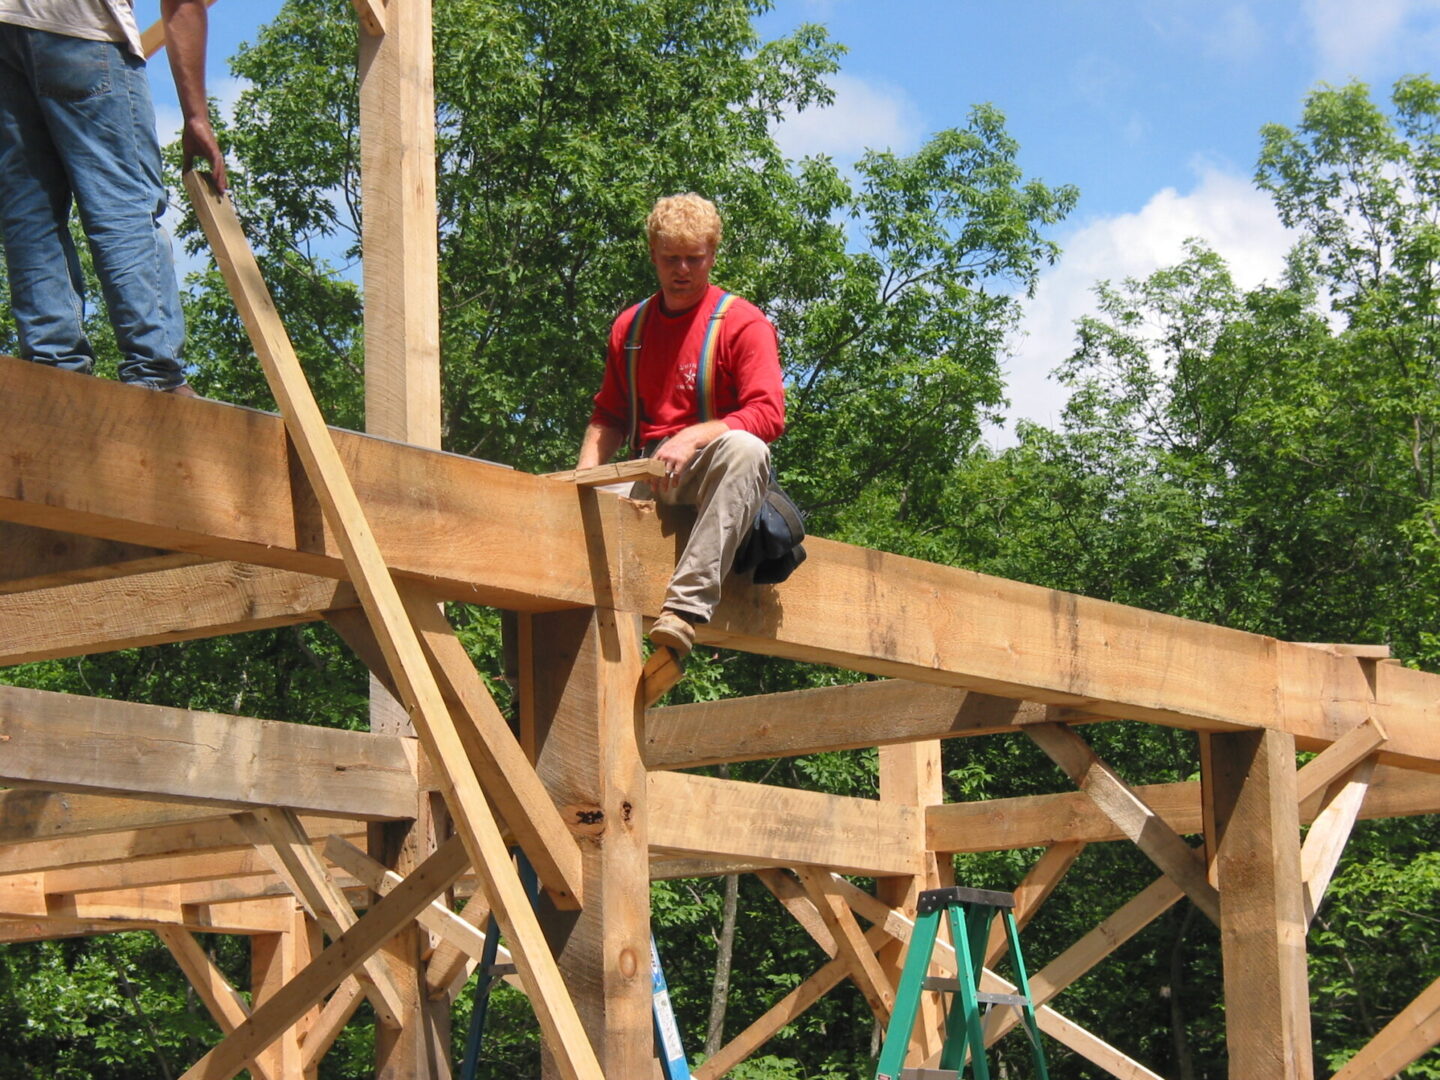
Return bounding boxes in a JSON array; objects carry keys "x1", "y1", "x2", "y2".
[
  {"x1": 325, "y1": 835, "x2": 518, "y2": 987},
  {"x1": 156, "y1": 927, "x2": 275, "y2": 1078},
  {"x1": 1330, "y1": 972, "x2": 1440, "y2": 1080},
  {"x1": 235, "y1": 809, "x2": 406, "y2": 1028},
  {"x1": 796, "y1": 866, "x2": 896, "y2": 1023},
  {"x1": 187, "y1": 173, "x2": 602, "y2": 1080},
  {"x1": 178, "y1": 835, "x2": 469, "y2": 1079},
  {"x1": 1027, "y1": 722, "x2": 1220, "y2": 924},
  {"x1": 1301, "y1": 757, "x2": 1376, "y2": 924},
  {"x1": 326, "y1": 596, "x2": 585, "y2": 906},
  {"x1": 754, "y1": 869, "x2": 837, "y2": 956},
  {"x1": 984, "y1": 841, "x2": 1086, "y2": 967},
  {"x1": 692, "y1": 924, "x2": 892, "y2": 1080}
]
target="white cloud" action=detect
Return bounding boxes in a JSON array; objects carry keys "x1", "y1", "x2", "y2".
[
  {"x1": 1303, "y1": 0, "x2": 1440, "y2": 78},
  {"x1": 771, "y1": 72, "x2": 923, "y2": 163},
  {"x1": 1205, "y1": 5, "x2": 1266, "y2": 63},
  {"x1": 989, "y1": 168, "x2": 1295, "y2": 445},
  {"x1": 1138, "y1": 2, "x2": 1266, "y2": 65}
]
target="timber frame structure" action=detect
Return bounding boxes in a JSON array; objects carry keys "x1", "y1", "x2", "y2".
[{"x1": 0, "y1": 3, "x2": 1437, "y2": 1078}]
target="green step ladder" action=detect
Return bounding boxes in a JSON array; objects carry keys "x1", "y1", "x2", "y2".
[{"x1": 874, "y1": 886, "x2": 1049, "y2": 1080}]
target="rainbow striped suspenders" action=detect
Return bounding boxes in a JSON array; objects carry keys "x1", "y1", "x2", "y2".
[
  {"x1": 695, "y1": 291, "x2": 738, "y2": 421},
  {"x1": 624, "y1": 290, "x2": 736, "y2": 455}
]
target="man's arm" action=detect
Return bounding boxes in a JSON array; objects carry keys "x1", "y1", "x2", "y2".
[
  {"x1": 576, "y1": 423, "x2": 626, "y2": 470},
  {"x1": 162, "y1": 0, "x2": 226, "y2": 191}
]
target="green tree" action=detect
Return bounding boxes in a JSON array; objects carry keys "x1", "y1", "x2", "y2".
[{"x1": 1, "y1": 1, "x2": 1078, "y2": 1078}]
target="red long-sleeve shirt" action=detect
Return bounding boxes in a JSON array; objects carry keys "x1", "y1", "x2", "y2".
[{"x1": 589, "y1": 285, "x2": 785, "y2": 446}]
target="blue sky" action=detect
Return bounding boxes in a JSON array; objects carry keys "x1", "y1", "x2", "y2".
[{"x1": 138, "y1": 0, "x2": 1440, "y2": 440}]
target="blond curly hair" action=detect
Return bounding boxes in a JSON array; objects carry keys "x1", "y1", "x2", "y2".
[{"x1": 646, "y1": 193, "x2": 723, "y2": 250}]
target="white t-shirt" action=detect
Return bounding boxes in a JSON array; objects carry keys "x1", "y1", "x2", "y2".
[{"x1": 0, "y1": 0, "x2": 144, "y2": 58}]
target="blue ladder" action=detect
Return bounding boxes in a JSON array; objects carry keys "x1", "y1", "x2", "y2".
[{"x1": 459, "y1": 853, "x2": 692, "y2": 1079}]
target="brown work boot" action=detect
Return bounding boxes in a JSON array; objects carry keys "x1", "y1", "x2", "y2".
[
  {"x1": 649, "y1": 610, "x2": 696, "y2": 657},
  {"x1": 164, "y1": 383, "x2": 200, "y2": 398}
]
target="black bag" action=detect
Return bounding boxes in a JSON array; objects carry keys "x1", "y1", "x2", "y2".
[{"x1": 734, "y1": 473, "x2": 807, "y2": 585}]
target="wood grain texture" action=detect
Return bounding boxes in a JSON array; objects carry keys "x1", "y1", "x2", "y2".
[
  {"x1": 242, "y1": 809, "x2": 406, "y2": 1028},
  {"x1": 1300, "y1": 758, "x2": 1375, "y2": 924},
  {"x1": 927, "y1": 763, "x2": 1440, "y2": 853},
  {"x1": 178, "y1": 836, "x2": 469, "y2": 1079},
  {"x1": 646, "y1": 679, "x2": 1048, "y2": 769},
  {"x1": 530, "y1": 609, "x2": 652, "y2": 1079},
  {"x1": 0, "y1": 562, "x2": 352, "y2": 665},
  {"x1": 648, "y1": 771, "x2": 922, "y2": 877},
  {"x1": 1027, "y1": 722, "x2": 1220, "y2": 924},
  {"x1": 0, "y1": 523, "x2": 201, "y2": 595},
  {"x1": 5, "y1": 354, "x2": 1439, "y2": 767},
  {"x1": 1208, "y1": 730, "x2": 1313, "y2": 1080},
  {"x1": 187, "y1": 176, "x2": 600, "y2": 1080},
  {"x1": 0, "y1": 684, "x2": 417, "y2": 818},
  {"x1": 796, "y1": 867, "x2": 895, "y2": 1022}
]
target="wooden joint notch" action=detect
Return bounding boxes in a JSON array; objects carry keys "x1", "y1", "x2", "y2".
[{"x1": 351, "y1": 0, "x2": 387, "y2": 36}]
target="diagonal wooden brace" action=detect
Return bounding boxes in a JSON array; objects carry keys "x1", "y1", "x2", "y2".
[
  {"x1": 1027, "y1": 721, "x2": 1221, "y2": 924},
  {"x1": 187, "y1": 173, "x2": 602, "y2": 1080}
]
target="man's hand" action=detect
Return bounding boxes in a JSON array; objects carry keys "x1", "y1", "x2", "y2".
[
  {"x1": 181, "y1": 117, "x2": 226, "y2": 191},
  {"x1": 652, "y1": 420, "x2": 729, "y2": 493}
]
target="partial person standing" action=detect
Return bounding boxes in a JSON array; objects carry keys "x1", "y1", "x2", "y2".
[
  {"x1": 577, "y1": 193, "x2": 785, "y2": 656},
  {"x1": 0, "y1": 0, "x2": 225, "y2": 393}
]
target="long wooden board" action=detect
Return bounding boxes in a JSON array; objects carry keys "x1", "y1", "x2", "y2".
[
  {"x1": 648, "y1": 772, "x2": 921, "y2": 877},
  {"x1": 0, "y1": 684, "x2": 418, "y2": 818},
  {"x1": 5, "y1": 354, "x2": 1440, "y2": 767},
  {"x1": 185, "y1": 175, "x2": 597, "y2": 1077},
  {"x1": 0, "y1": 562, "x2": 352, "y2": 665},
  {"x1": 927, "y1": 766, "x2": 1440, "y2": 852}
]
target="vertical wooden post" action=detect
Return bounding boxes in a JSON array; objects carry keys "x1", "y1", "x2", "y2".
[
  {"x1": 529, "y1": 608, "x2": 652, "y2": 1077},
  {"x1": 358, "y1": 0, "x2": 441, "y2": 448},
  {"x1": 371, "y1": 795, "x2": 454, "y2": 1080},
  {"x1": 252, "y1": 905, "x2": 323, "y2": 1080},
  {"x1": 357, "y1": 0, "x2": 447, "y2": 1074},
  {"x1": 876, "y1": 742, "x2": 946, "y2": 1064},
  {"x1": 1206, "y1": 730, "x2": 1314, "y2": 1080}
]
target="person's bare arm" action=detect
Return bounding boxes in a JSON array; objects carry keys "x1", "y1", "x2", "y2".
[
  {"x1": 577, "y1": 423, "x2": 626, "y2": 470},
  {"x1": 162, "y1": 0, "x2": 226, "y2": 191}
]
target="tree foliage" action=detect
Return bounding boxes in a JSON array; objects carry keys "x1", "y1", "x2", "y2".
[{"x1": 3, "y1": 3, "x2": 1439, "y2": 1077}]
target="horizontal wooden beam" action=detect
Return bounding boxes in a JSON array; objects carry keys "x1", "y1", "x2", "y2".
[
  {"x1": 35, "y1": 891, "x2": 300, "y2": 934},
  {"x1": 0, "y1": 562, "x2": 353, "y2": 666},
  {"x1": 927, "y1": 765, "x2": 1440, "y2": 853},
  {"x1": 645, "y1": 680, "x2": 1049, "y2": 770},
  {"x1": 0, "y1": 790, "x2": 237, "y2": 845},
  {"x1": 648, "y1": 772, "x2": 921, "y2": 877},
  {"x1": 0, "y1": 684, "x2": 419, "y2": 819},
  {"x1": 0, "y1": 523, "x2": 202, "y2": 594},
  {"x1": 0, "y1": 811, "x2": 363, "y2": 874},
  {"x1": 3, "y1": 356, "x2": 1439, "y2": 764}
]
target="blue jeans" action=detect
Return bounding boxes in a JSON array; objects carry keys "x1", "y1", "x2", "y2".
[{"x1": 0, "y1": 24, "x2": 187, "y2": 388}]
